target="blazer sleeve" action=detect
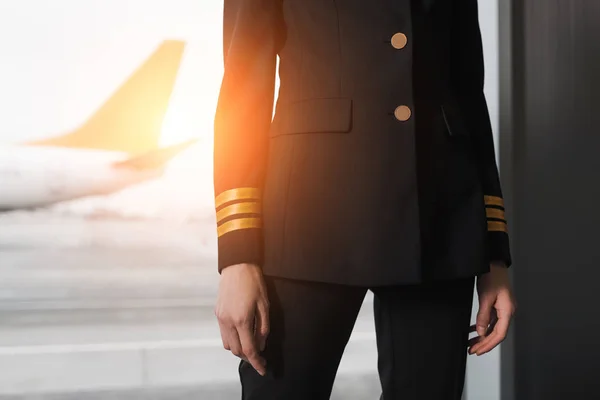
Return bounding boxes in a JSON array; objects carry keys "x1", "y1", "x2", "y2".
[
  {"x1": 452, "y1": 0, "x2": 513, "y2": 267},
  {"x1": 213, "y1": 0, "x2": 284, "y2": 273}
]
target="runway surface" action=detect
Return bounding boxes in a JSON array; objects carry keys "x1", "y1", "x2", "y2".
[{"x1": 0, "y1": 212, "x2": 380, "y2": 399}]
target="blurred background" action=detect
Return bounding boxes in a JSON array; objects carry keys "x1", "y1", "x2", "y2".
[{"x1": 0, "y1": 1, "x2": 598, "y2": 399}]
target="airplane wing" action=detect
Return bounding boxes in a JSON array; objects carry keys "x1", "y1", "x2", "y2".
[{"x1": 111, "y1": 139, "x2": 198, "y2": 171}]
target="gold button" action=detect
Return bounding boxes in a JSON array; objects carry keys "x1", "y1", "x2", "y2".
[
  {"x1": 394, "y1": 105, "x2": 411, "y2": 121},
  {"x1": 391, "y1": 32, "x2": 408, "y2": 49}
]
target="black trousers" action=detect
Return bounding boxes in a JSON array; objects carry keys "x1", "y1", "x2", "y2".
[{"x1": 239, "y1": 275, "x2": 475, "y2": 400}]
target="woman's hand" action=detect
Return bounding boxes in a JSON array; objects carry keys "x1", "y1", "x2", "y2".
[
  {"x1": 469, "y1": 262, "x2": 517, "y2": 356},
  {"x1": 215, "y1": 263, "x2": 270, "y2": 376}
]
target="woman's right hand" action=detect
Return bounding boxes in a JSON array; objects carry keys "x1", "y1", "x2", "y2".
[{"x1": 214, "y1": 263, "x2": 270, "y2": 376}]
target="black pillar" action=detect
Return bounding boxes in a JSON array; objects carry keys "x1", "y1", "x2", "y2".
[{"x1": 499, "y1": 1, "x2": 600, "y2": 399}]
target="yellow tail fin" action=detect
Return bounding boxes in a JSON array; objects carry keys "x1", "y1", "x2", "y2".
[{"x1": 28, "y1": 40, "x2": 185, "y2": 154}]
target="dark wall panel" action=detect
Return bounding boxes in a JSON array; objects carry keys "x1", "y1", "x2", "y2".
[{"x1": 500, "y1": 1, "x2": 600, "y2": 399}]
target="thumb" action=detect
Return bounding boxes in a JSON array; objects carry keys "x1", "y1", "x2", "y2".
[{"x1": 476, "y1": 296, "x2": 494, "y2": 336}]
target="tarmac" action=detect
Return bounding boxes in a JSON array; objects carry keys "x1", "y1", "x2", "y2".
[{"x1": 0, "y1": 212, "x2": 381, "y2": 399}]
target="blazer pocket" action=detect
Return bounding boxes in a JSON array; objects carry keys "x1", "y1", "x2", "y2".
[
  {"x1": 270, "y1": 98, "x2": 353, "y2": 136},
  {"x1": 441, "y1": 100, "x2": 470, "y2": 138}
]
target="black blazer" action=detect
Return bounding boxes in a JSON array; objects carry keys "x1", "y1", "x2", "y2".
[{"x1": 213, "y1": 0, "x2": 512, "y2": 286}]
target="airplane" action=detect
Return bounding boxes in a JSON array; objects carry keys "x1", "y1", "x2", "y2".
[{"x1": 0, "y1": 40, "x2": 197, "y2": 211}]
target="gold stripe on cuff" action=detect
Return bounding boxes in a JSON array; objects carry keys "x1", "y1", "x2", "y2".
[
  {"x1": 484, "y1": 195, "x2": 504, "y2": 208},
  {"x1": 215, "y1": 188, "x2": 261, "y2": 209},
  {"x1": 216, "y1": 202, "x2": 261, "y2": 223},
  {"x1": 487, "y1": 221, "x2": 508, "y2": 233},
  {"x1": 486, "y1": 208, "x2": 506, "y2": 221},
  {"x1": 217, "y1": 217, "x2": 262, "y2": 237}
]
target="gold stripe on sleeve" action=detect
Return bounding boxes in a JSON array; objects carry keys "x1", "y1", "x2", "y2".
[
  {"x1": 217, "y1": 217, "x2": 262, "y2": 237},
  {"x1": 487, "y1": 220, "x2": 508, "y2": 233},
  {"x1": 216, "y1": 202, "x2": 261, "y2": 223},
  {"x1": 484, "y1": 195, "x2": 504, "y2": 208},
  {"x1": 215, "y1": 188, "x2": 261, "y2": 209},
  {"x1": 486, "y1": 208, "x2": 506, "y2": 221}
]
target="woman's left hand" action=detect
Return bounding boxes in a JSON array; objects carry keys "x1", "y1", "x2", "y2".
[{"x1": 469, "y1": 263, "x2": 517, "y2": 356}]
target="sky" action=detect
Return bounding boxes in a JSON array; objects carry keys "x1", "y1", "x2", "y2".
[{"x1": 0, "y1": 0, "x2": 500, "y2": 220}]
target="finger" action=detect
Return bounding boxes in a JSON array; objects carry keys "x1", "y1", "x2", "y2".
[
  {"x1": 474, "y1": 330, "x2": 502, "y2": 356},
  {"x1": 238, "y1": 319, "x2": 266, "y2": 376},
  {"x1": 476, "y1": 296, "x2": 495, "y2": 337},
  {"x1": 228, "y1": 327, "x2": 245, "y2": 360},
  {"x1": 468, "y1": 336, "x2": 483, "y2": 349},
  {"x1": 470, "y1": 311, "x2": 497, "y2": 341},
  {"x1": 218, "y1": 320, "x2": 231, "y2": 351},
  {"x1": 470, "y1": 324, "x2": 495, "y2": 354},
  {"x1": 215, "y1": 307, "x2": 230, "y2": 350},
  {"x1": 470, "y1": 326, "x2": 495, "y2": 353},
  {"x1": 255, "y1": 302, "x2": 270, "y2": 352},
  {"x1": 473, "y1": 312, "x2": 512, "y2": 355}
]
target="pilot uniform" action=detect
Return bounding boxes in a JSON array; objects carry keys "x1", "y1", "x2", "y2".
[{"x1": 213, "y1": 0, "x2": 512, "y2": 398}]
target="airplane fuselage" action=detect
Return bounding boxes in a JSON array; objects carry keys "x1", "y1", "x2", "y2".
[{"x1": 0, "y1": 145, "x2": 161, "y2": 210}]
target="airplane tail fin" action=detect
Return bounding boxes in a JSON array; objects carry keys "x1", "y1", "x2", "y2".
[
  {"x1": 112, "y1": 139, "x2": 198, "y2": 171},
  {"x1": 28, "y1": 40, "x2": 185, "y2": 154}
]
